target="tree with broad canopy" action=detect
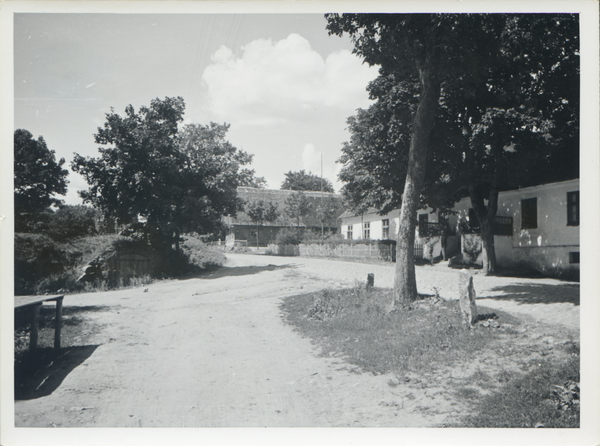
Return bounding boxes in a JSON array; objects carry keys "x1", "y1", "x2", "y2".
[
  {"x1": 281, "y1": 170, "x2": 334, "y2": 193},
  {"x1": 72, "y1": 97, "x2": 263, "y2": 249},
  {"x1": 14, "y1": 129, "x2": 69, "y2": 232},
  {"x1": 327, "y1": 13, "x2": 578, "y2": 306}
]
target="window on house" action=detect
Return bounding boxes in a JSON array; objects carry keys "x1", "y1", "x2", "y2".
[
  {"x1": 567, "y1": 191, "x2": 580, "y2": 226},
  {"x1": 569, "y1": 252, "x2": 580, "y2": 264},
  {"x1": 521, "y1": 198, "x2": 538, "y2": 229},
  {"x1": 363, "y1": 222, "x2": 370, "y2": 239},
  {"x1": 347, "y1": 225, "x2": 353, "y2": 240},
  {"x1": 382, "y1": 219, "x2": 390, "y2": 239}
]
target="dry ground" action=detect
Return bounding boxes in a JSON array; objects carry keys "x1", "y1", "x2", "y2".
[{"x1": 14, "y1": 253, "x2": 579, "y2": 428}]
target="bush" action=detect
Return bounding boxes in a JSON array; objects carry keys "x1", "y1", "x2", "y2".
[
  {"x1": 46, "y1": 205, "x2": 99, "y2": 241},
  {"x1": 275, "y1": 228, "x2": 305, "y2": 245},
  {"x1": 301, "y1": 230, "x2": 345, "y2": 246},
  {"x1": 180, "y1": 234, "x2": 226, "y2": 269},
  {"x1": 15, "y1": 232, "x2": 227, "y2": 295},
  {"x1": 15, "y1": 233, "x2": 69, "y2": 295}
]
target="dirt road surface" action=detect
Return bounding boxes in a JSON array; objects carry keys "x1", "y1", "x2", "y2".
[{"x1": 14, "y1": 253, "x2": 579, "y2": 428}]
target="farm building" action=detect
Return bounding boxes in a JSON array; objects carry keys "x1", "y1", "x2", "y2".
[
  {"x1": 340, "y1": 179, "x2": 580, "y2": 278},
  {"x1": 224, "y1": 187, "x2": 344, "y2": 247}
]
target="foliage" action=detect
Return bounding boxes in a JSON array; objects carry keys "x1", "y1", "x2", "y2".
[
  {"x1": 284, "y1": 191, "x2": 312, "y2": 227},
  {"x1": 72, "y1": 97, "x2": 260, "y2": 248},
  {"x1": 281, "y1": 170, "x2": 334, "y2": 192},
  {"x1": 15, "y1": 232, "x2": 225, "y2": 295},
  {"x1": 46, "y1": 205, "x2": 99, "y2": 242},
  {"x1": 180, "y1": 234, "x2": 226, "y2": 270},
  {"x1": 458, "y1": 357, "x2": 579, "y2": 428},
  {"x1": 15, "y1": 233, "x2": 69, "y2": 295},
  {"x1": 314, "y1": 196, "x2": 345, "y2": 232},
  {"x1": 328, "y1": 14, "x2": 579, "y2": 296},
  {"x1": 245, "y1": 200, "x2": 280, "y2": 226},
  {"x1": 14, "y1": 129, "x2": 69, "y2": 232},
  {"x1": 275, "y1": 228, "x2": 304, "y2": 245},
  {"x1": 246, "y1": 199, "x2": 280, "y2": 247}
]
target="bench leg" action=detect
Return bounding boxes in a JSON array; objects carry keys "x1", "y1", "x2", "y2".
[
  {"x1": 54, "y1": 297, "x2": 63, "y2": 349},
  {"x1": 30, "y1": 304, "x2": 41, "y2": 353}
]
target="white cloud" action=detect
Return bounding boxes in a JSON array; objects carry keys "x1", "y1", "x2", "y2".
[
  {"x1": 201, "y1": 33, "x2": 377, "y2": 126},
  {"x1": 302, "y1": 143, "x2": 320, "y2": 174}
]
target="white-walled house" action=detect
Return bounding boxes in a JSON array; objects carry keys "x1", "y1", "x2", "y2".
[{"x1": 340, "y1": 179, "x2": 580, "y2": 278}]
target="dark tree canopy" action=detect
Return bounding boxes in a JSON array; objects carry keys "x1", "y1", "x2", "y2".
[
  {"x1": 72, "y1": 97, "x2": 261, "y2": 247},
  {"x1": 281, "y1": 170, "x2": 334, "y2": 193},
  {"x1": 14, "y1": 129, "x2": 69, "y2": 231},
  {"x1": 328, "y1": 13, "x2": 579, "y2": 301}
]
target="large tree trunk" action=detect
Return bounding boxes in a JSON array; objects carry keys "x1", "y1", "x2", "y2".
[
  {"x1": 469, "y1": 182, "x2": 499, "y2": 275},
  {"x1": 393, "y1": 63, "x2": 441, "y2": 307}
]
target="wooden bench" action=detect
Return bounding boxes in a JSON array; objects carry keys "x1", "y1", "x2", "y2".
[{"x1": 15, "y1": 295, "x2": 64, "y2": 352}]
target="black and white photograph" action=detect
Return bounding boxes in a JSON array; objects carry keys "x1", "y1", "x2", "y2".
[{"x1": 1, "y1": 1, "x2": 599, "y2": 445}]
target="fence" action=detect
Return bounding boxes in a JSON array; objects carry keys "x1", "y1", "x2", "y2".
[{"x1": 267, "y1": 242, "x2": 424, "y2": 262}]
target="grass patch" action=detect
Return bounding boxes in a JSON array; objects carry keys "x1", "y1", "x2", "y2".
[
  {"x1": 281, "y1": 285, "x2": 579, "y2": 428},
  {"x1": 281, "y1": 286, "x2": 521, "y2": 376},
  {"x1": 457, "y1": 357, "x2": 579, "y2": 428}
]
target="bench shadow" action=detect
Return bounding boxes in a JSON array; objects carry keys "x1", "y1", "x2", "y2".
[
  {"x1": 15, "y1": 345, "x2": 99, "y2": 401},
  {"x1": 192, "y1": 263, "x2": 298, "y2": 280},
  {"x1": 482, "y1": 283, "x2": 580, "y2": 306}
]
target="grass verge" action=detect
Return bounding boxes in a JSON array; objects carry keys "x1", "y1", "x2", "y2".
[{"x1": 280, "y1": 285, "x2": 579, "y2": 428}]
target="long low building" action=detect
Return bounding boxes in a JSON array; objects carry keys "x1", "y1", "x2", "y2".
[
  {"x1": 340, "y1": 179, "x2": 580, "y2": 278},
  {"x1": 224, "y1": 187, "x2": 343, "y2": 247}
]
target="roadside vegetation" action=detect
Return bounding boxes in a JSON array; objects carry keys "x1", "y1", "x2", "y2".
[
  {"x1": 281, "y1": 285, "x2": 580, "y2": 428},
  {"x1": 15, "y1": 232, "x2": 225, "y2": 295}
]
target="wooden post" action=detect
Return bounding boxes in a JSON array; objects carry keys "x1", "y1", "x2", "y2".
[
  {"x1": 30, "y1": 303, "x2": 41, "y2": 353},
  {"x1": 459, "y1": 269, "x2": 478, "y2": 327},
  {"x1": 54, "y1": 297, "x2": 63, "y2": 349},
  {"x1": 366, "y1": 273, "x2": 374, "y2": 291}
]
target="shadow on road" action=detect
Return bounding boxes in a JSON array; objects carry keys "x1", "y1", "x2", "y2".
[
  {"x1": 15, "y1": 345, "x2": 99, "y2": 401},
  {"x1": 196, "y1": 263, "x2": 298, "y2": 280},
  {"x1": 482, "y1": 283, "x2": 580, "y2": 306}
]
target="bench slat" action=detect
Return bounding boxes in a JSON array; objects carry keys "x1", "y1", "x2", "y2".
[{"x1": 15, "y1": 295, "x2": 64, "y2": 309}]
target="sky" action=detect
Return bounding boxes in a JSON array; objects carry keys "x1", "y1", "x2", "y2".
[{"x1": 14, "y1": 13, "x2": 379, "y2": 205}]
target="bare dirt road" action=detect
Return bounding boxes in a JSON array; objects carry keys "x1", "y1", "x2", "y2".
[{"x1": 14, "y1": 253, "x2": 579, "y2": 428}]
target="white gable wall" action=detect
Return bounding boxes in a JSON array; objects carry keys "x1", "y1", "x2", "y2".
[{"x1": 339, "y1": 179, "x2": 579, "y2": 277}]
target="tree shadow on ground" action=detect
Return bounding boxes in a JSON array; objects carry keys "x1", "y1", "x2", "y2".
[
  {"x1": 190, "y1": 263, "x2": 298, "y2": 280},
  {"x1": 15, "y1": 345, "x2": 99, "y2": 401},
  {"x1": 482, "y1": 283, "x2": 580, "y2": 306}
]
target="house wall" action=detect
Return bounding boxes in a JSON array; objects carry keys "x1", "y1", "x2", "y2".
[
  {"x1": 339, "y1": 179, "x2": 579, "y2": 278},
  {"x1": 342, "y1": 209, "x2": 401, "y2": 241},
  {"x1": 456, "y1": 179, "x2": 580, "y2": 276},
  {"x1": 499, "y1": 179, "x2": 579, "y2": 276}
]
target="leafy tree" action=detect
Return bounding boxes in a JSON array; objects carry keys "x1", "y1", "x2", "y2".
[
  {"x1": 46, "y1": 205, "x2": 99, "y2": 241},
  {"x1": 245, "y1": 200, "x2": 280, "y2": 247},
  {"x1": 328, "y1": 13, "x2": 578, "y2": 303},
  {"x1": 421, "y1": 14, "x2": 579, "y2": 274},
  {"x1": 281, "y1": 170, "x2": 334, "y2": 192},
  {"x1": 72, "y1": 97, "x2": 258, "y2": 250},
  {"x1": 284, "y1": 191, "x2": 312, "y2": 228},
  {"x1": 327, "y1": 14, "x2": 505, "y2": 306},
  {"x1": 14, "y1": 129, "x2": 69, "y2": 232},
  {"x1": 314, "y1": 196, "x2": 345, "y2": 236}
]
